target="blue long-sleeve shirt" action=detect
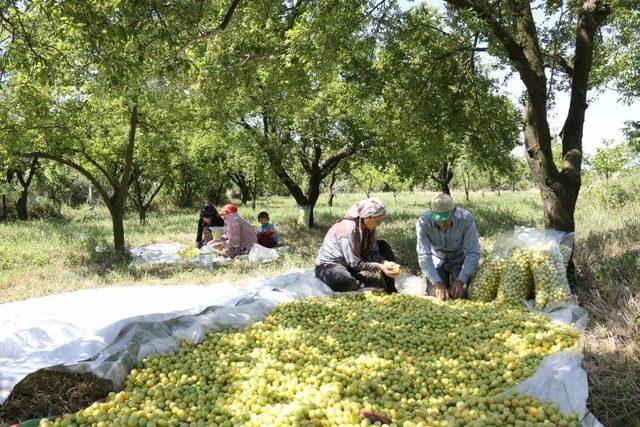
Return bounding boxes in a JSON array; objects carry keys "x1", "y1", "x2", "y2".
[{"x1": 416, "y1": 207, "x2": 481, "y2": 285}]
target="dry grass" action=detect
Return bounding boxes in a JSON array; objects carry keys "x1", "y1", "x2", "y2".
[
  {"x1": 572, "y1": 192, "x2": 640, "y2": 427},
  {"x1": 0, "y1": 371, "x2": 113, "y2": 426},
  {"x1": 0, "y1": 173, "x2": 639, "y2": 425}
]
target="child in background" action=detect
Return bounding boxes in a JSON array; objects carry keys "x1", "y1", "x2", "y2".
[{"x1": 256, "y1": 211, "x2": 281, "y2": 248}]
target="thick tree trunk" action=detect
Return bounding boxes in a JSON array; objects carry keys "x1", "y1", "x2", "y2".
[
  {"x1": 16, "y1": 193, "x2": 28, "y2": 220},
  {"x1": 306, "y1": 177, "x2": 321, "y2": 228},
  {"x1": 524, "y1": 99, "x2": 579, "y2": 232}
]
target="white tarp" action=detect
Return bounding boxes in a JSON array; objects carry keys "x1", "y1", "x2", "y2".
[
  {"x1": 0, "y1": 272, "x2": 600, "y2": 426},
  {"x1": 129, "y1": 243, "x2": 289, "y2": 266}
]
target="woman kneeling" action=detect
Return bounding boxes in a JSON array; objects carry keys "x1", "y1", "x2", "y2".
[{"x1": 314, "y1": 198, "x2": 399, "y2": 293}]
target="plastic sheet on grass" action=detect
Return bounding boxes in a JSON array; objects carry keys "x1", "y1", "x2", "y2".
[
  {"x1": 128, "y1": 243, "x2": 289, "y2": 266},
  {"x1": 0, "y1": 272, "x2": 330, "y2": 404},
  {"x1": 0, "y1": 272, "x2": 600, "y2": 426}
]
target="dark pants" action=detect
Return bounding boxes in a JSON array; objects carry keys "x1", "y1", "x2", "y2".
[
  {"x1": 425, "y1": 256, "x2": 468, "y2": 297},
  {"x1": 315, "y1": 240, "x2": 398, "y2": 293}
]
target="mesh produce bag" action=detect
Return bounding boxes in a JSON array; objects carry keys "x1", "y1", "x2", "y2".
[
  {"x1": 515, "y1": 227, "x2": 575, "y2": 310},
  {"x1": 468, "y1": 254, "x2": 506, "y2": 302}
]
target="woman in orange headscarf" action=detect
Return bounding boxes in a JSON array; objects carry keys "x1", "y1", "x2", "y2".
[
  {"x1": 210, "y1": 204, "x2": 257, "y2": 258},
  {"x1": 314, "y1": 197, "x2": 399, "y2": 293}
]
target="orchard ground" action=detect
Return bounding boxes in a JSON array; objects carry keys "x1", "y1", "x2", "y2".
[{"x1": 0, "y1": 171, "x2": 638, "y2": 426}]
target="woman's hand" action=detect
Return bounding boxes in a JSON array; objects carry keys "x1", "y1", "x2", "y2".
[{"x1": 379, "y1": 262, "x2": 400, "y2": 278}]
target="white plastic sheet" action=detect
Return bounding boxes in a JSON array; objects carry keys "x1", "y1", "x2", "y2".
[
  {"x1": 0, "y1": 271, "x2": 331, "y2": 404},
  {"x1": 0, "y1": 271, "x2": 600, "y2": 426},
  {"x1": 129, "y1": 243, "x2": 290, "y2": 266}
]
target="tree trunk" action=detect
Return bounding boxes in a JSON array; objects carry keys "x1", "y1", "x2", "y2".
[
  {"x1": 139, "y1": 208, "x2": 147, "y2": 226},
  {"x1": 327, "y1": 171, "x2": 337, "y2": 207},
  {"x1": 229, "y1": 173, "x2": 251, "y2": 206},
  {"x1": 13, "y1": 156, "x2": 39, "y2": 220},
  {"x1": 305, "y1": 176, "x2": 322, "y2": 228},
  {"x1": 110, "y1": 206, "x2": 126, "y2": 256},
  {"x1": 442, "y1": 0, "x2": 608, "y2": 236},
  {"x1": 16, "y1": 193, "x2": 28, "y2": 220},
  {"x1": 524, "y1": 97, "x2": 580, "y2": 232},
  {"x1": 431, "y1": 160, "x2": 454, "y2": 194},
  {"x1": 250, "y1": 114, "x2": 360, "y2": 229},
  {"x1": 251, "y1": 173, "x2": 257, "y2": 211},
  {"x1": 462, "y1": 170, "x2": 470, "y2": 202}
]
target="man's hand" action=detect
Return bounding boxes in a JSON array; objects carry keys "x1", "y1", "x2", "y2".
[
  {"x1": 379, "y1": 263, "x2": 400, "y2": 278},
  {"x1": 450, "y1": 279, "x2": 465, "y2": 299},
  {"x1": 434, "y1": 282, "x2": 449, "y2": 301}
]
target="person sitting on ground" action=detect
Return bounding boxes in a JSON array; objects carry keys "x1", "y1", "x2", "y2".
[
  {"x1": 416, "y1": 193, "x2": 481, "y2": 301},
  {"x1": 315, "y1": 197, "x2": 399, "y2": 293},
  {"x1": 256, "y1": 211, "x2": 281, "y2": 248},
  {"x1": 209, "y1": 204, "x2": 257, "y2": 258},
  {"x1": 195, "y1": 203, "x2": 225, "y2": 249}
]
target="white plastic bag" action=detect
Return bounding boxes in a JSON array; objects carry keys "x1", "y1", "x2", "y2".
[
  {"x1": 248, "y1": 243, "x2": 279, "y2": 263},
  {"x1": 394, "y1": 274, "x2": 426, "y2": 295}
]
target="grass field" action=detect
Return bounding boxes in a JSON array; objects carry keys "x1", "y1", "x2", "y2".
[{"x1": 0, "y1": 172, "x2": 638, "y2": 426}]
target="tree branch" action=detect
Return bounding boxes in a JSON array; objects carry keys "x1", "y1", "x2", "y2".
[
  {"x1": 22, "y1": 156, "x2": 38, "y2": 189},
  {"x1": 444, "y1": 0, "x2": 543, "y2": 93},
  {"x1": 319, "y1": 140, "x2": 361, "y2": 179},
  {"x1": 541, "y1": 49, "x2": 574, "y2": 77},
  {"x1": 298, "y1": 138, "x2": 313, "y2": 174},
  {"x1": 560, "y1": 0, "x2": 610, "y2": 182},
  {"x1": 144, "y1": 175, "x2": 169, "y2": 210},
  {"x1": 22, "y1": 151, "x2": 112, "y2": 205},
  {"x1": 176, "y1": 0, "x2": 241, "y2": 55},
  {"x1": 78, "y1": 149, "x2": 119, "y2": 190}
]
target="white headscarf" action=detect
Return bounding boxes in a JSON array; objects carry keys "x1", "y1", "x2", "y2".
[{"x1": 345, "y1": 197, "x2": 387, "y2": 220}]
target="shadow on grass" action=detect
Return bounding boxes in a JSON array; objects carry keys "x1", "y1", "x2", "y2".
[
  {"x1": 572, "y1": 221, "x2": 640, "y2": 427},
  {"x1": 0, "y1": 370, "x2": 113, "y2": 424}
]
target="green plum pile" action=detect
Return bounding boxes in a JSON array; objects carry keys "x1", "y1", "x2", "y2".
[
  {"x1": 530, "y1": 244, "x2": 573, "y2": 309},
  {"x1": 467, "y1": 255, "x2": 506, "y2": 302},
  {"x1": 177, "y1": 247, "x2": 200, "y2": 259},
  {"x1": 496, "y1": 247, "x2": 534, "y2": 306},
  {"x1": 558, "y1": 246, "x2": 572, "y2": 269},
  {"x1": 40, "y1": 294, "x2": 580, "y2": 427}
]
